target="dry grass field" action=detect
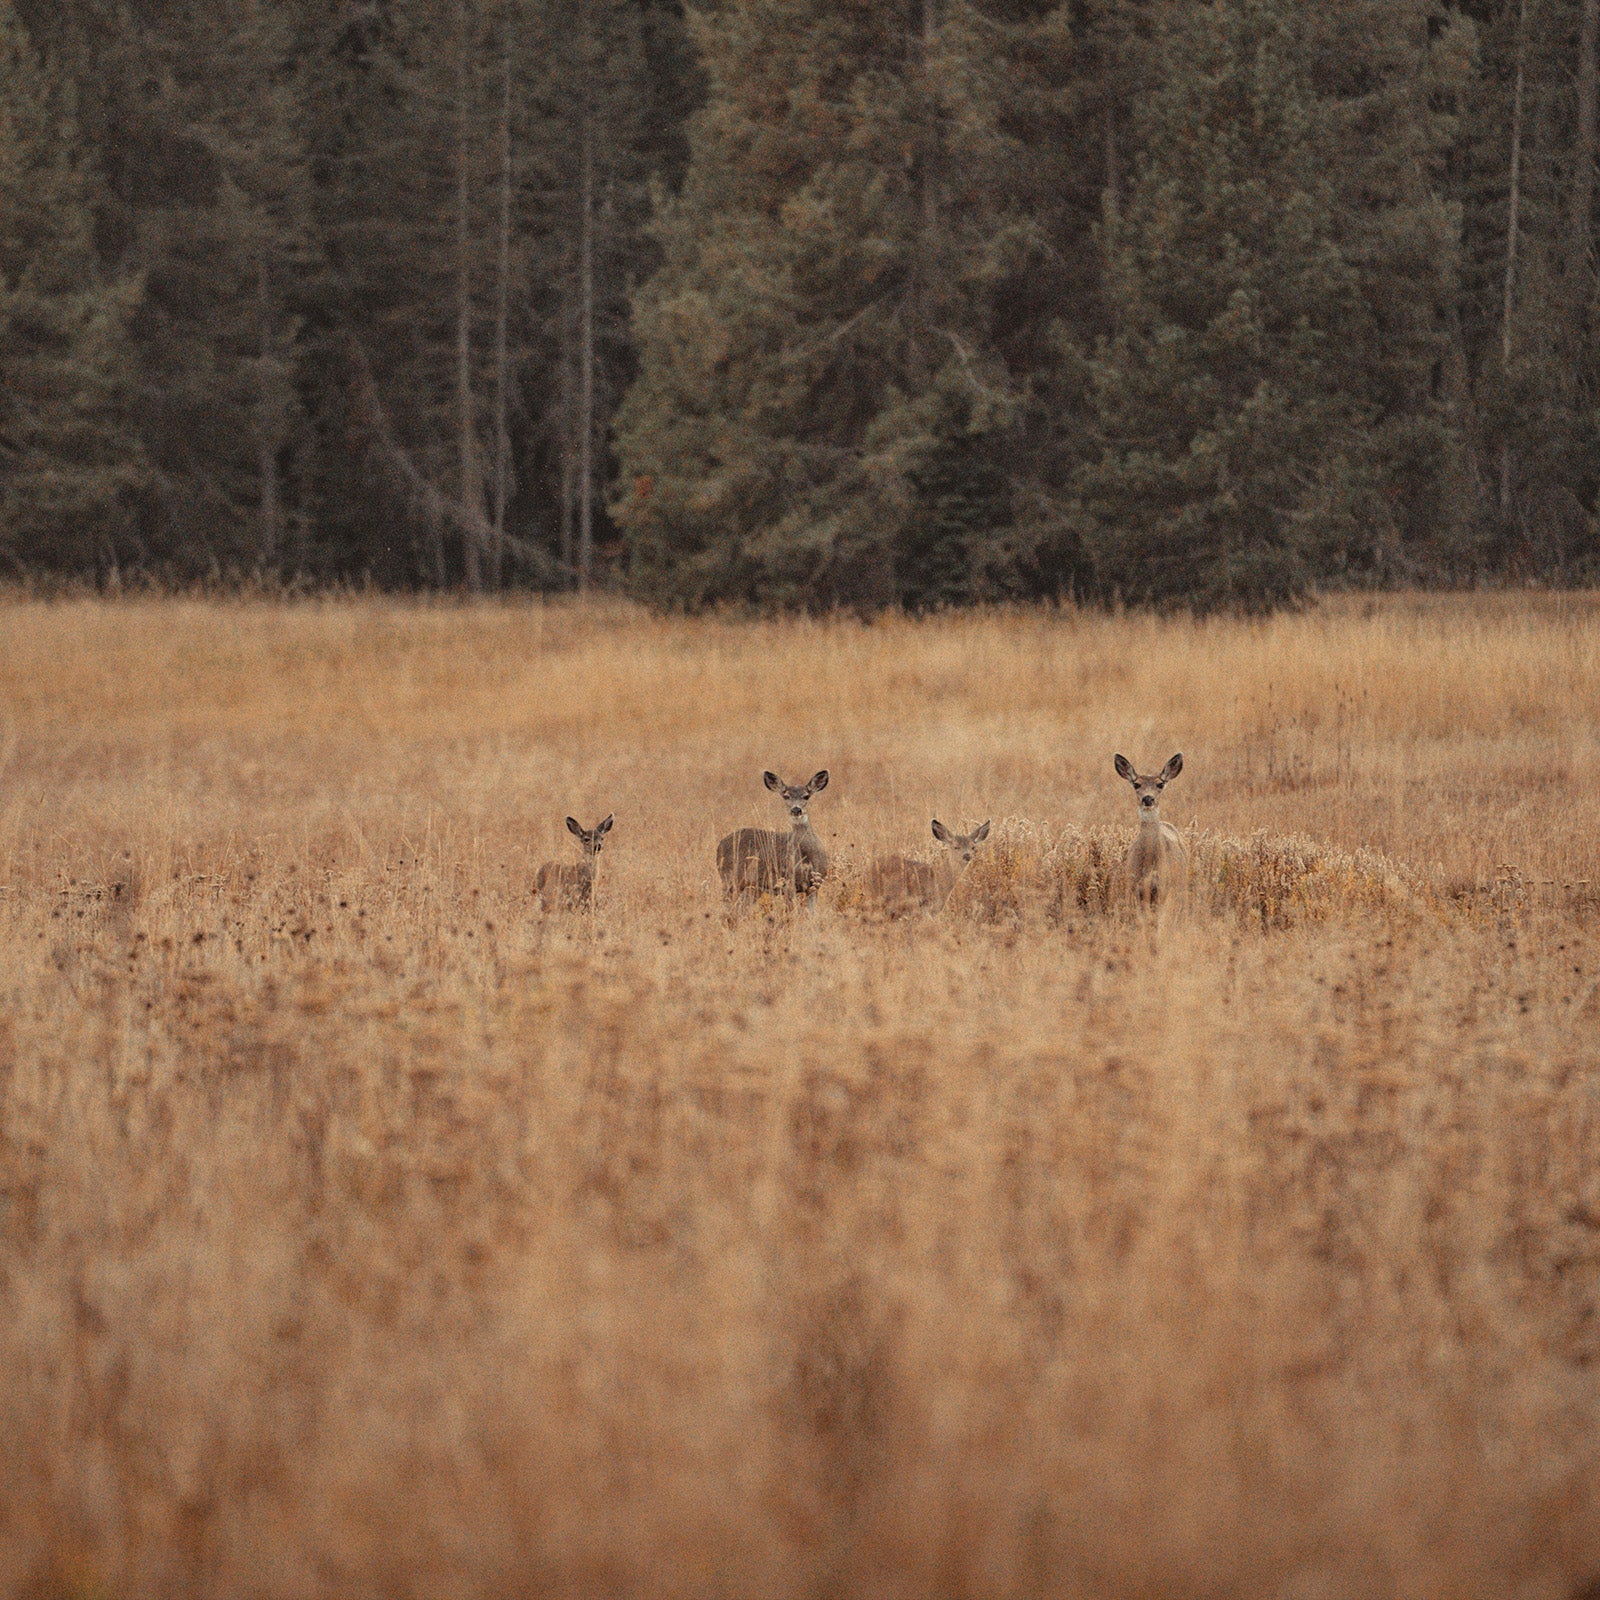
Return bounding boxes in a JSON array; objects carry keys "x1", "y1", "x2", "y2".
[{"x1": 3, "y1": 593, "x2": 1600, "y2": 1600}]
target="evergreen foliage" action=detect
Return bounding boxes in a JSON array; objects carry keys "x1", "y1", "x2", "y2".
[
  {"x1": 0, "y1": 0, "x2": 140, "y2": 574},
  {"x1": 1, "y1": 0, "x2": 1599, "y2": 605},
  {"x1": 1076, "y1": 0, "x2": 1468, "y2": 607},
  {"x1": 613, "y1": 0, "x2": 1073, "y2": 608}
]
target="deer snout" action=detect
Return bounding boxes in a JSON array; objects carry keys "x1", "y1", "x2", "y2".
[
  {"x1": 1140, "y1": 793, "x2": 1157, "y2": 808},
  {"x1": 789, "y1": 805, "x2": 805, "y2": 819}
]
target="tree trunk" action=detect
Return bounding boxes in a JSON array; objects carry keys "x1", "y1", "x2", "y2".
[
  {"x1": 901, "y1": 0, "x2": 938, "y2": 414},
  {"x1": 255, "y1": 253, "x2": 280, "y2": 576},
  {"x1": 559, "y1": 264, "x2": 576, "y2": 581},
  {"x1": 1103, "y1": 100, "x2": 1120, "y2": 245},
  {"x1": 921, "y1": 0, "x2": 938, "y2": 242},
  {"x1": 1570, "y1": 0, "x2": 1599, "y2": 324},
  {"x1": 1500, "y1": 0, "x2": 1529, "y2": 515},
  {"x1": 490, "y1": 21, "x2": 513, "y2": 592},
  {"x1": 455, "y1": 0, "x2": 482, "y2": 592},
  {"x1": 577, "y1": 41, "x2": 596, "y2": 593}
]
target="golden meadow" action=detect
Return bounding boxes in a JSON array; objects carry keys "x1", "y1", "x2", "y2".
[{"x1": 2, "y1": 594, "x2": 1599, "y2": 1599}]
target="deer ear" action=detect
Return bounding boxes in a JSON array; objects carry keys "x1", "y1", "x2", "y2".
[
  {"x1": 1161, "y1": 753, "x2": 1184, "y2": 781},
  {"x1": 973, "y1": 820, "x2": 991, "y2": 842},
  {"x1": 565, "y1": 816, "x2": 584, "y2": 838},
  {"x1": 597, "y1": 814, "x2": 614, "y2": 835},
  {"x1": 762, "y1": 770, "x2": 782, "y2": 792},
  {"x1": 931, "y1": 819, "x2": 951, "y2": 842},
  {"x1": 1114, "y1": 754, "x2": 1135, "y2": 781},
  {"x1": 809, "y1": 769, "x2": 829, "y2": 792}
]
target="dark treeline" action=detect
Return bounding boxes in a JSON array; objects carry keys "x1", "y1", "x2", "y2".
[{"x1": 3, "y1": 0, "x2": 1598, "y2": 608}]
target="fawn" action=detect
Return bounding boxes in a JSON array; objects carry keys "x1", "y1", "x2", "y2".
[
  {"x1": 717, "y1": 770, "x2": 830, "y2": 902},
  {"x1": 864, "y1": 819, "x2": 991, "y2": 915},
  {"x1": 1114, "y1": 753, "x2": 1186, "y2": 908},
  {"x1": 535, "y1": 814, "x2": 613, "y2": 910}
]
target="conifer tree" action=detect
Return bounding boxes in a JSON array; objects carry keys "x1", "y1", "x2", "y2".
[
  {"x1": 16, "y1": 0, "x2": 313, "y2": 579},
  {"x1": 13, "y1": 0, "x2": 1600, "y2": 600},
  {"x1": 614, "y1": 0, "x2": 1073, "y2": 609},
  {"x1": 521, "y1": 0, "x2": 664, "y2": 589},
  {"x1": 0, "y1": 0, "x2": 140, "y2": 575},
  {"x1": 1076, "y1": 0, "x2": 1467, "y2": 608},
  {"x1": 294, "y1": 0, "x2": 474, "y2": 584},
  {"x1": 290, "y1": 0, "x2": 685, "y2": 588},
  {"x1": 1451, "y1": 0, "x2": 1600, "y2": 575}
]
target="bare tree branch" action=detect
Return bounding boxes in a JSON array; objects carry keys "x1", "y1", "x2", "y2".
[{"x1": 344, "y1": 335, "x2": 558, "y2": 581}]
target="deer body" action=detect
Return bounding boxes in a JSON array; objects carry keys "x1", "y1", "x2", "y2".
[
  {"x1": 865, "y1": 819, "x2": 991, "y2": 915},
  {"x1": 717, "y1": 770, "x2": 830, "y2": 901},
  {"x1": 535, "y1": 814, "x2": 613, "y2": 910},
  {"x1": 1115, "y1": 753, "x2": 1186, "y2": 908}
]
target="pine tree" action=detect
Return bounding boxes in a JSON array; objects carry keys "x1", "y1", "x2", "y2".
[
  {"x1": 613, "y1": 0, "x2": 1074, "y2": 609},
  {"x1": 294, "y1": 0, "x2": 471, "y2": 585},
  {"x1": 1451, "y1": 0, "x2": 1600, "y2": 576},
  {"x1": 1076, "y1": 0, "x2": 1467, "y2": 609},
  {"x1": 18, "y1": 0, "x2": 1595, "y2": 601},
  {"x1": 289, "y1": 0, "x2": 686, "y2": 589},
  {"x1": 516, "y1": 0, "x2": 687, "y2": 589},
  {"x1": 158, "y1": 0, "x2": 316, "y2": 578},
  {"x1": 16, "y1": 0, "x2": 314, "y2": 580},
  {"x1": 0, "y1": 0, "x2": 141, "y2": 575}
]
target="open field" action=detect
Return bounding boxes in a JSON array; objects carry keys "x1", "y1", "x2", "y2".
[{"x1": 3, "y1": 593, "x2": 1600, "y2": 1600}]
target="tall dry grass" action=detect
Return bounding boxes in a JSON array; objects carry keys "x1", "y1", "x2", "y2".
[{"x1": 2, "y1": 594, "x2": 1599, "y2": 1599}]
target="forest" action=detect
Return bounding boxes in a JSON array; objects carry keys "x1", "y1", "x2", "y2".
[{"x1": 3, "y1": 0, "x2": 1599, "y2": 609}]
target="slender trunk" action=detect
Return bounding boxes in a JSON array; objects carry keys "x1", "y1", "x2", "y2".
[
  {"x1": 455, "y1": 0, "x2": 481, "y2": 592},
  {"x1": 1443, "y1": 301, "x2": 1489, "y2": 555},
  {"x1": 1500, "y1": 0, "x2": 1529, "y2": 514},
  {"x1": 1103, "y1": 100, "x2": 1120, "y2": 246},
  {"x1": 918, "y1": 0, "x2": 938, "y2": 320},
  {"x1": 490, "y1": 22, "x2": 513, "y2": 591},
  {"x1": 255, "y1": 253, "x2": 280, "y2": 575},
  {"x1": 921, "y1": 0, "x2": 938, "y2": 242},
  {"x1": 559, "y1": 266, "x2": 576, "y2": 580},
  {"x1": 1570, "y1": 0, "x2": 1599, "y2": 323},
  {"x1": 577, "y1": 47, "x2": 596, "y2": 592}
]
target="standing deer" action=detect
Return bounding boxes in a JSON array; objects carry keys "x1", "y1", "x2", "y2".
[
  {"x1": 864, "y1": 819, "x2": 991, "y2": 915},
  {"x1": 1114, "y1": 753, "x2": 1186, "y2": 908},
  {"x1": 535, "y1": 814, "x2": 613, "y2": 910},
  {"x1": 717, "y1": 770, "x2": 830, "y2": 903}
]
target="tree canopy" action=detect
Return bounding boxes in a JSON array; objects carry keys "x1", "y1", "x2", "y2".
[{"x1": 5, "y1": 0, "x2": 1600, "y2": 607}]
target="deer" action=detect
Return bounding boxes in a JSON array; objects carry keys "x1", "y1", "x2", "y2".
[
  {"x1": 717, "y1": 770, "x2": 830, "y2": 903},
  {"x1": 864, "y1": 819, "x2": 991, "y2": 915},
  {"x1": 1114, "y1": 753, "x2": 1186, "y2": 909},
  {"x1": 535, "y1": 813, "x2": 613, "y2": 911}
]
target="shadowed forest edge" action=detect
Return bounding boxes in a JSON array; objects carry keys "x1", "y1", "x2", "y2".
[{"x1": 5, "y1": 0, "x2": 1600, "y2": 609}]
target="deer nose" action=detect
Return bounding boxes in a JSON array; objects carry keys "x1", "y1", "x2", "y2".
[{"x1": 1141, "y1": 795, "x2": 1155, "y2": 807}]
